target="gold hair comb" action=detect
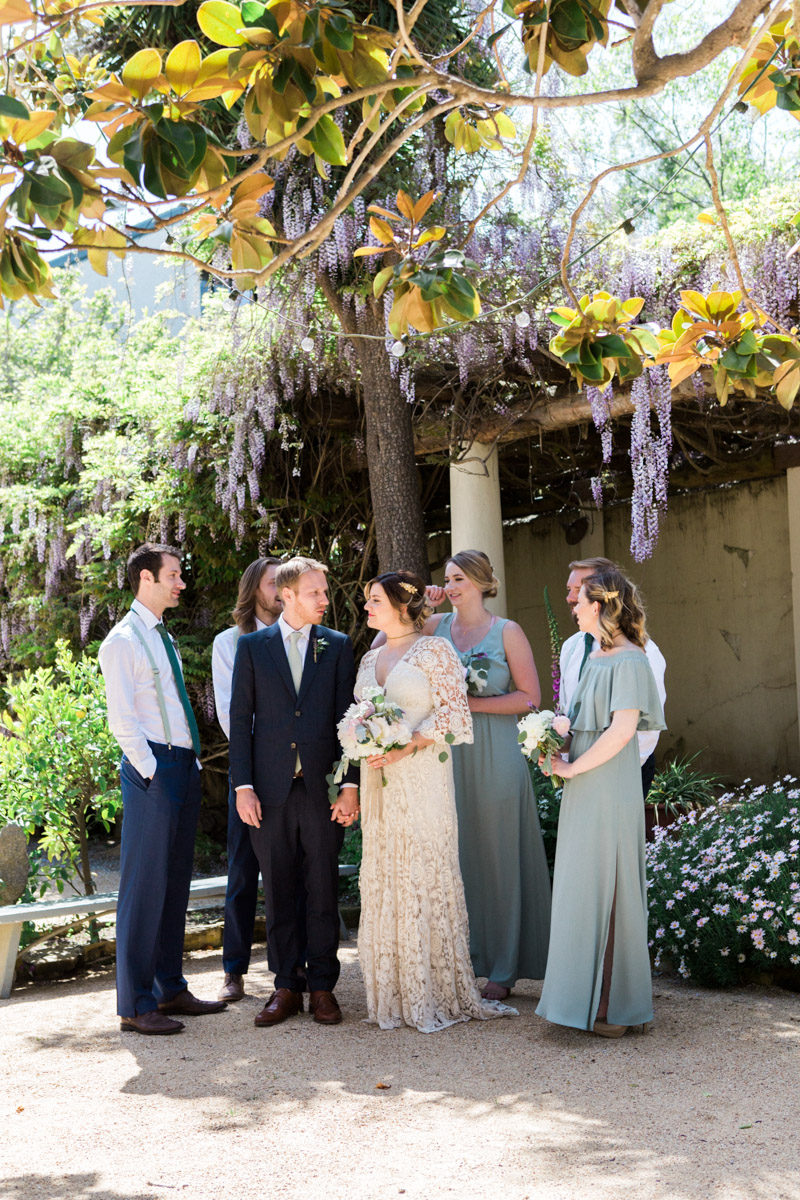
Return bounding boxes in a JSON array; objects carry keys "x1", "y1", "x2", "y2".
[
  {"x1": 398, "y1": 580, "x2": 417, "y2": 596},
  {"x1": 602, "y1": 589, "x2": 619, "y2": 601}
]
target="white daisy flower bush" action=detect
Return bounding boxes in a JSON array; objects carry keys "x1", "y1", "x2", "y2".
[{"x1": 647, "y1": 777, "x2": 800, "y2": 987}]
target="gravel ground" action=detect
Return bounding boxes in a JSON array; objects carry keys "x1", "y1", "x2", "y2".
[{"x1": 2, "y1": 947, "x2": 799, "y2": 1200}]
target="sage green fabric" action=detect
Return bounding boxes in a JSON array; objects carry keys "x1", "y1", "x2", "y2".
[
  {"x1": 435, "y1": 614, "x2": 551, "y2": 987},
  {"x1": 536, "y1": 650, "x2": 666, "y2": 1031}
]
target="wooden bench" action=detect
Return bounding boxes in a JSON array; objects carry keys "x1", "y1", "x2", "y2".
[{"x1": 0, "y1": 865, "x2": 358, "y2": 999}]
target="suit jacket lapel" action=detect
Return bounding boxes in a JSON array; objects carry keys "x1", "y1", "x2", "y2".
[
  {"x1": 265, "y1": 625, "x2": 296, "y2": 699},
  {"x1": 296, "y1": 625, "x2": 319, "y2": 705}
]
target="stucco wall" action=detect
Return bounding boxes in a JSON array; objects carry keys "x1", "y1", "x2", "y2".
[{"x1": 434, "y1": 475, "x2": 798, "y2": 783}]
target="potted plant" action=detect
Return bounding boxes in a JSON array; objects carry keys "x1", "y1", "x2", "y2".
[{"x1": 645, "y1": 753, "x2": 719, "y2": 841}]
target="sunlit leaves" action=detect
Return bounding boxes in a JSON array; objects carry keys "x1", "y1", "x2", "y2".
[
  {"x1": 444, "y1": 108, "x2": 516, "y2": 154},
  {"x1": 0, "y1": 0, "x2": 32, "y2": 26},
  {"x1": 654, "y1": 289, "x2": 800, "y2": 407},
  {"x1": 0, "y1": 232, "x2": 55, "y2": 309},
  {"x1": 354, "y1": 191, "x2": 481, "y2": 336},
  {"x1": 736, "y1": 12, "x2": 800, "y2": 120},
  {"x1": 511, "y1": 0, "x2": 611, "y2": 77},
  {"x1": 548, "y1": 291, "x2": 657, "y2": 391}
]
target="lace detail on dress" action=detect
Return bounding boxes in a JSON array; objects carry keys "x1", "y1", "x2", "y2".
[
  {"x1": 354, "y1": 640, "x2": 516, "y2": 1033},
  {"x1": 405, "y1": 637, "x2": 473, "y2": 746}
]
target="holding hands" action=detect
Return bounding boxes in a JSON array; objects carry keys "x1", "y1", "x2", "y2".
[{"x1": 331, "y1": 790, "x2": 360, "y2": 826}]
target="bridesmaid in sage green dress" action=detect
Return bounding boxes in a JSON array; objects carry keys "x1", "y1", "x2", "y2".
[
  {"x1": 429, "y1": 550, "x2": 551, "y2": 1000},
  {"x1": 536, "y1": 567, "x2": 665, "y2": 1038}
]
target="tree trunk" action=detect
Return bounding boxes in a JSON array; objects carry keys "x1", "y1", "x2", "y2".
[{"x1": 319, "y1": 276, "x2": 429, "y2": 579}]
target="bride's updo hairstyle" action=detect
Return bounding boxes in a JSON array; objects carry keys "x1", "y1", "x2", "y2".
[
  {"x1": 366, "y1": 570, "x2": 430, "y2": 630},
  {"x1": 447, "y1": 550, "x2": 500, "y2": 599},
  {"x1": 582, "y1": 567, "x2": 647, "y2": 651}
]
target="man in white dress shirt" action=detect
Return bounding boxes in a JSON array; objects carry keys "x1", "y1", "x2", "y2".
[
  {"x1": 559, "y1": 556, "x2": 667, "y2": 797},
  {"x1": 99, "y1": 543, "x2": 226, "y2": 1034},
  {"x1": 211, "y1": 557, "x2": 281, "y2": 1002}
]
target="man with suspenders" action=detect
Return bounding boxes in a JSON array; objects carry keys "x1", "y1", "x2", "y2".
[
  {"x1": 99, "y1": 543, "x2": 226, "y2": 1034},
  {"x1": 211, "y1": 557, "x2": 282, "y2": 1002}
]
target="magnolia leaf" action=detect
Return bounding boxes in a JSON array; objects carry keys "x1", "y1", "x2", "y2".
[
  {"x1": 122, "y1": 49, "x2": 163, "y2": 101},
  {"x1": 7, "y1": 111, "x2": 57, "y2": 145},
  {"x1": 368, "y1": 215, "x2": 395, "y2": 246},
  {"x1": 87, "y1": 247, "x2": 110, "y2": 276},
  {"x1": 366, "y1": 204, "x2": 400, "y2": 221},
  {"x1": 413, "y1": 226, "x2": 445, "y2": 248},
  {"x1": 412, "y1": 190, "x2": 436, "y2": 223},
  {"x1": 774, "y1": 359, "x2": 800, "y2": 409},
  {"x1": 0, "y1": 0, "x2": 31, "y2": 27},
  {"x1": 0, "y1": 93, "x2": 28, "y2": 120},
  {"x1": 307, "y1": 113, "x2": 346, "y2": 165},
  {"x1": 395, "y1": 190, "x2": 415, "y2": 220},
  {"x1": 353, "y1": 245, "x2": 388, "y2": 257},
  {"x1": 373, "y1": 264, "x2": 394, "y2": 298},
  {"x1": 197, "y1": 1, "x2": 248, "y2": 47},
  {"x1": 165, "y1": 41, "x2": 202, "y2": 96}
]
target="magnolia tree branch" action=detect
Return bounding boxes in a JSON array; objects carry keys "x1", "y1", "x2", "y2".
[{"x1": 558, "y1": 0, "x2": 784, "y2": 306}]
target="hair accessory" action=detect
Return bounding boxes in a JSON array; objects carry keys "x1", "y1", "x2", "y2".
[
  {"x1": 398, "y1": 580, "x2": 417, "y2": 596},
  {"x1": 602, "y1": 589, "x2": 619, "y2": 602}
]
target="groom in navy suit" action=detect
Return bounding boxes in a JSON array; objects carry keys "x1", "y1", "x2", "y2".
[{"x1": 229, "y1": 556, "x2": 359, "y2": 1026}]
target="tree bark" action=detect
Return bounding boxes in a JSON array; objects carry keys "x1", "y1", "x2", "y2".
[
  {"x1": 318, "y1": 276, "x2": 429, "y2": 579},
  {"x1": 356, "y1": 300, "x2": 429, "y2": 578}
]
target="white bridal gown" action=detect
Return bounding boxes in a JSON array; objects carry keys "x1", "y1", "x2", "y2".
[{"x1": 356, "y1": 636, "x2": 517, "y2": 1032}]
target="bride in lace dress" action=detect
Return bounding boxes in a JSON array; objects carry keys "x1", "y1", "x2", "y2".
[{"x1": 356, "y1": 570, "x2": 517, "y2": 1033}]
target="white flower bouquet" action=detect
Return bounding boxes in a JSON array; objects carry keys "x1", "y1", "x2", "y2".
[
  {"x1": 517, "y1": 708, "x2": 570, "y2": 774},
  {"x1": 329, "y1": 685, "x2": 413, "y2": 792}
]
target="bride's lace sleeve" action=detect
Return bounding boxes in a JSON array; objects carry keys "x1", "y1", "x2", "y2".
[
  {"x1": 411, "y1": 638, "x2": 473, "y2": 746},
  {"x1": 355, "y1": 649, "x2": 377, "y2": 701}
]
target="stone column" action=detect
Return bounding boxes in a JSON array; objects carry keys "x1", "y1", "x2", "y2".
[
  {"x1": 450, "y1": 440, "x2": 507, "y2": 617},
  {"x1": 786, "y1": 465, "x2": 800, "y2": 758}
]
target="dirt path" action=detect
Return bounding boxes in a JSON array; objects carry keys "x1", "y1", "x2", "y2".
[{"x1": 1, "y1": 945, "x2": 799, "y2": 1200}]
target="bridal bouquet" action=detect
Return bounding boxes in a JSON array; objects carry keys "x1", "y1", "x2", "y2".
[
  {"x1": 517, "y1": 709, "x2": 571, "y2": 774},
  {"x1": 329, "y1": 686, "x2": 413, "y2": 793}
]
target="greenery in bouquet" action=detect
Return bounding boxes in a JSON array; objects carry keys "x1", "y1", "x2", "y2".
[
  {"x1": 462, "y1": 650, "x2": 490, "y2": 696},
  {"x1": 647, "y1": 778, "x2": 800, "y2": 987},
  {"x1": 517, "y1": 709, "x2": 567, "y2": 774},
  {"x1": 528, "y1": 762, "x2": 562, "y2": 879},
  {"x1": 329, "y1": 686, "x2": 413, "y2": 794}
]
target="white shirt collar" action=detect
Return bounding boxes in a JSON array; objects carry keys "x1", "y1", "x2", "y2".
[
  {"x1": 131, "y1": 597, "x2": 161, "y2": 630},
  {"x1": 278, "y1": 613, "x2": 312, "y2": 642},
  {"x1": 255, "y1": 617, "x2": 267, "y2": 631}
]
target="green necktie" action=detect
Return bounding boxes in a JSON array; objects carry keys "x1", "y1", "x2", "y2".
[
  {"x1": 287, "y1": 630, "x2": 303, "y2": 772},
  {"x1": 579, "y1": 631, "x2": 594, "y2": 678},
  {"x1": 156, "y1": 623, "x2": 201, "y2": 756}
]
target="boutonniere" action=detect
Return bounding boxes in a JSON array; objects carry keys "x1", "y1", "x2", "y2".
[{"x1": 313, "y1": 636, "x2": 329, "y2": 663}]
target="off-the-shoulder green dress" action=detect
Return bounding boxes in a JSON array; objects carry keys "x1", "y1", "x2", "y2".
[{"x1": 536, "y1": 649, "x2": 665, "y2": 1031}]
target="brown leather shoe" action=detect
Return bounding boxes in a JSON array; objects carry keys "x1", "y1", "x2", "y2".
[
  {"x1": 158, "y1": 989, "x2": 227, "y2": 1016},
  {"x1": 309, "y1": 990, "x2": 342, "y2": 1025},
  {"x1": 218, "y1": 973, "x2": 245, "y2": 1002},
  {"x1": 120, "y1": 1011, "x2": 184, "y2": 1035},
  {"x1": 254, "y1": 988, "x2": 304, "y2": 1027}
]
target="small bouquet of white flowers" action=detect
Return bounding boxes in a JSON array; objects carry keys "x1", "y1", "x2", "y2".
[
  {"x1": 517, "y1": 709, "x2": 571, "y2": 774},
  {"x1": 328, "y1": 686, "x2": 413, "y2": 796}
]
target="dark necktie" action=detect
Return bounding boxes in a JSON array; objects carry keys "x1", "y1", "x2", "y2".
[
  {"x1": 156, "y1": 623, "x2": 201, "y2": 756},
  {"x1": 579, "y1": 631, "x2": 594, "y2": 678}
]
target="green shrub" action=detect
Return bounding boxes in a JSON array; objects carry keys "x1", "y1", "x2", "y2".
[
  {"x1": 646, "y1": 778, "x2": 800, "y2": 986},
  {"x1": 529, "y1": 761, "x2": 561, "y2": 879},
  {"x1": 647, "y1": 753, "x2": 720, "y2": 823},
  {"x1": 0, "y1": 641, "x2": 122, "y2": 899}
]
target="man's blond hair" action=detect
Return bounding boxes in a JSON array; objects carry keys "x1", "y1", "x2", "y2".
[
  {"x1": 568, "y1": 555, "x2": 618, "y2": 574},
  {"x1": 275, "y1": 555, "x2": 328, "y2": 592}
]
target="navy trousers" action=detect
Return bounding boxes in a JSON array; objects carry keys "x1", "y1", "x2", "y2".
[
  {"x1": 249, "y1": 777, "x2": 342, "y2": 993},
  {"x1": 116, "y1": 743, "x2": 201, "y2": 1017},
  {"x1": 222, "y1": 783, "x2": 261, "y2": 975}
]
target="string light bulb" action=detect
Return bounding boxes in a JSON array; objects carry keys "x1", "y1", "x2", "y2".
[
  {"x1": 300, "y1": 336, "x2": 314, "y2": 352},
  {"x1": 514, "y1": 311, "x2": 531, "y2": 328},
  {"x1": 391, "y1": 340, "x2": 406, "y2": 357}
]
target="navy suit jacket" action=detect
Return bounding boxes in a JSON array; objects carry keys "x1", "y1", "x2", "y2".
[{"x1": 228, "y1": 622, "x2": 358, "y2": 807}]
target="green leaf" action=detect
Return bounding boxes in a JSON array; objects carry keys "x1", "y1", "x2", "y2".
[
  {"x1": 307, "y1": 113, "x2": 346, "y2": 165},
  {"x1": 0, "y1": 94, "x2": 29, "y2": 120},
  {"x1": 444, "y1": 732, "x2": 455, "y2": 744},
  {"x1": 272, "y1": 55, "x2": 295, "y2": 94},
  {"x1": 438, "y1": 750, "x2": 449, "y2": 762}
]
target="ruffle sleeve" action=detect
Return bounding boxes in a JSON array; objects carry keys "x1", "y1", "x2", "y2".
[
  {"x1": 569, "y1": 652, "x2": 666, "y2": 735},
  {"x1": 408, "y1": 637, "x2": 473, "y2": 746}
]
